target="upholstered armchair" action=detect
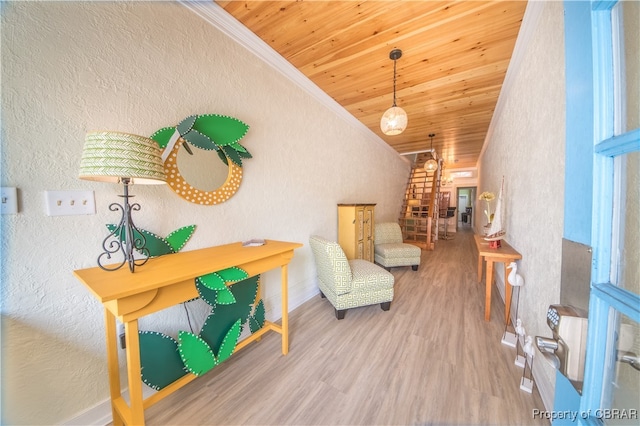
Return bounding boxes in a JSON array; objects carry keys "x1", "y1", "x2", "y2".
[
  {"x1": 309, "y1": 235, "x2": 394, "y2": 319},
  {"x1": 374, "y1": 222, "x2": 421, "y2": 271}
]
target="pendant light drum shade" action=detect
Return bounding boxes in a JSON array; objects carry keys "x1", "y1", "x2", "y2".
[
  {"x1": 380, "y1": 106, "x2": 408, "y2": 136},
  {"x1": 380, "y1": 49, "x2": 407, "y2": 136}
]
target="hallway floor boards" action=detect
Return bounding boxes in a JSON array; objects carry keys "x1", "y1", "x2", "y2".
[{"x1": 143, "y1": 227, "x2": 546, "y2": 425}]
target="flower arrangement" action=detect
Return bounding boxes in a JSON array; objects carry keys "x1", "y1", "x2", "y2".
[{"x1": 478, "y1": 191, "x2": 495, "y2": 224}]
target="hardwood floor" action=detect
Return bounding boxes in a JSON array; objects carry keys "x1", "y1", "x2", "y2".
[{"x1": 143, "y1": 227, "x2": 547, "y2": 425}]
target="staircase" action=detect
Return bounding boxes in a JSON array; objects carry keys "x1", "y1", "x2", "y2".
[{"x1": 398, "y1": 153, "x2": 444, "y2": 250}]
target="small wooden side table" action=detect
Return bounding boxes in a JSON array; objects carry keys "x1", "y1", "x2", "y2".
[{"x1": 474, "y1": 234, "x2": 522, "y2": 323}]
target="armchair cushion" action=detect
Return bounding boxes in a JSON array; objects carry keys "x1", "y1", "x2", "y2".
[
  {"x1": 349, "y1": 259, "x2": 394, "y2": 292},
  {"x1": 309, "y1": 235, "x2": 394, "y2": 318},
  {"x1": 374, "y1": 222, "x2": 421, "y2": 270},
  {"x1": 309, "y1": 236, "x2": 353, "y2": 295}
]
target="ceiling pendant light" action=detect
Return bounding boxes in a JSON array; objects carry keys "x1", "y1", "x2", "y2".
[
  {"x1": 424, "y1": 133, "x2": 438, "y2": 172},
  {"x1": 380, "y1": 49, "x2": 408, "y2": 136}
]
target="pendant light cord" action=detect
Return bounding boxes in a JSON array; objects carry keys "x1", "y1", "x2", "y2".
[{"x1": 392, "y1": 58, "x2": 398, "y2": 107}]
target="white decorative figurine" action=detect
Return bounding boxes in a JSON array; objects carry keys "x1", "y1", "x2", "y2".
[
  {"x1": 501, "y1": 261, "x2": 524, "y2": 347},
  {"x1": 514, "y1": 319, "x2": 526, "y2": 368},
  {"x1": 520, "y1": 335, "x2": 535, "y2": 393},
  {"x1": 508, "y1": 261, "x2": 524, "y2": 287}
]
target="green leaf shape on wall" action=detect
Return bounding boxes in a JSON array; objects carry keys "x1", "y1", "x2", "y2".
[
  {"x1": 139, "y1": 331, "x2": 187, "y2": 390},
  {"x1": 248, "y1": 299, "x2": 266, "y2": 334},
  {"x1": 196, "y1": 267, "x2": 249, "y2": 306},
  {"x1": 197, "y1": 272, "x2": 236, "y2": 306},
  {"x1": 178, "y1": 331, "x2": 216, "y2": 377},
  {"x1": 106, "y1": 224, "x2": 174, "y2": 257},
  {"x1": 229, "y1": 143, "x2": 253, "y2": 160},
  {"x1": 216, "y1": 288, "x2": 237, "y2": 305},
  {"x1": 176, "y1": 115, "x2": 197, "y2": 136},
  {"x1": 221, "y1": 145, "x2": 243, "y2": 167},
  {"x1": 195, "y1": 278, "x2": 219, "y2": 308},
  {"x1": 152, "y1": 114, "x2": 251, "y2": 167},
  {"x1": 229, "y1": 142, "x2": 248, "y2": 153},
  {"x1": 197, "y1": 272, "x2": 226, "y2": 291},
  {"x1": 191, "y1": 114, "x2": 249, "y2": 147},
  {"x1": 217, "y1": 267, "x2": 249, "y2": 283},
  {"x1": 217, "y1": 319, "x2": 242, "y2": 363},
  {"x1": 182, "y1": 129, "x2": 218, "y2": 151},
  {"x1": 105, "y1": 224, "x2": 196, "y2": 257},
  {"x1": 217, "y1": 149, "x2": 229, "y2": 166},
  {"x1": 195, "y1": 267, "x2": 248, "y2": 306},
  {"x1": 164, "y1": 225, "x2": 196, "y2": 253},
  {"x1": 149, "y1": 127, "x2": 176, "y2": 149},
  {"x1": 199, "y1": 275, "x2": 259, "y2": 354}
]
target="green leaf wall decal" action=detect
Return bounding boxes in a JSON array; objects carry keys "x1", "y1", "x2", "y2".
[
  {"x1": 222, "y1": 145, "x2": 243, "y2": 167},
  {"x1": 182, "y1": 129, "x2": 217, "y2": 151},
  {"x1": 106, "y1": 224, "x2": 173, "y2": 257},
  {"x1": 200, "y1": 276, "x2": 259, "y2": 353},
  {"x1": 216, "y1": 287, "x2": 237, "y2": 305},
  {"x1": 229, "y1": 142, "x2": 248, "y2": 153},
  {"x1": 139, "y1": 331, "x2": 187, "y2": 390},
  {"x1": 249, "y1": 299, "x2": 266, "y2": 334},
  {"x1": 149, "y1": 127, "x2": 176, "y2": 149},
  {"x1": 176, "y1": 115, "x2": 197, "y2": 135},
  {"x1": 216, "y1": 267, "x2": 249, "y2": 283},
  {"x1": 217, "y1": 149, "x2": 229, "y2": 165},
  {"x1": 197, "y1": 273, "x2": 226, "y2": 291},
  {"x1": 165, "y1": 225, "x2": 196, "y2": 253},
  {"x1": 151, "y1": 113, "x2": 251, "y2": 172},
  {"x1": 196, "y1": 279, "x2": 219, "y2": 308},
  {"x1": 191, "y1": 114, "x2": 249, "y2": 147},
  {"x1": 178, "y1": 331, "x2": 216, "y2": 376},
  {"x1": 217, "y1": 319, "x2": 242, "y2": 363}
]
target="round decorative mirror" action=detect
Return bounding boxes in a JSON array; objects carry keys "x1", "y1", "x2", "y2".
[
  {"x1": 150, "y1": 114, "x2": 252, "y2": 205},
  {"x1": 176, "y1": 146, "x2": 229, "y2": 192},
  {"x1": 164, "y1": 138, "x2": 243, "y2": 205}
]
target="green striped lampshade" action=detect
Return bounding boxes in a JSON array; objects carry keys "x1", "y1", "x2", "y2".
[{"x1": 79, "y1": 131, "x2": 166, "y2": 184}]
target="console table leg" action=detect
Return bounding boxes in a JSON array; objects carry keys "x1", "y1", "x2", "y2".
[
  {"x1": 104, "y1": 309, "x2": 124, "y2": 426},
  {"x1": 485, "y1": 261, "x2": 494, "y2": 321},
  {"x1": 504, "y1": 261, "x2": 513, "y2": 326},
  {"x1": 281, "y1": 264, "x2": 289, "y2": 355},
  {"x1": 124, "y1": 319, "x2": 145, "y2": 425}
]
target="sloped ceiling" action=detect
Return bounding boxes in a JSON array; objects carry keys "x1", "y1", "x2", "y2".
[{"x1": 215, "y1": 1, "x2": 527, "y2": 170}]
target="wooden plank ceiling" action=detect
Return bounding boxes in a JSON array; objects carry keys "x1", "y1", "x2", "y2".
[{"x1": 216, "y1": 1, "x2": 527, "y2": 170}]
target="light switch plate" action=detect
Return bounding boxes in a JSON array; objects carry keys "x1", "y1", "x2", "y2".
[
  {"x1": 1, "y1": 187, "x2": 18, "y2": 214},
  {"x1": 45, "y1": 190, "x2": 96, "y2": 216}
]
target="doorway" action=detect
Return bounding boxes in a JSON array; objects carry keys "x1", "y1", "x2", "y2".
[{"x1": 456, "y1": 186, "x2": 476, "y2": 229}]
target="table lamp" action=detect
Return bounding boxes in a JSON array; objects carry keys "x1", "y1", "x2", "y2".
[{"x1": 79, "y1": 131, "x2": 167, "y2": 272}]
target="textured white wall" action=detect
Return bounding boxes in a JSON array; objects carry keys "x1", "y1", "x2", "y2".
[
  {"x1": 0, "y1": 2, "x2": 408, "y2": 423},
  {"x1": 477, "y1": 1, "x2": 565, "y2": 409}
]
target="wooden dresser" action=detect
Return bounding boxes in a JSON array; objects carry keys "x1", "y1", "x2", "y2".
[{"x1": 338, "y1": 203, "x2": 375, "y2": 262}]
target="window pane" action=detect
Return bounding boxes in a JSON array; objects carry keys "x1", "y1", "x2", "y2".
[
  {"x1": 606, "y1": 311, "x2": 640, "y2": 425},
  {"x1": 614, "y1": 1, "x2": 640, "y2": 132},
  {"x1": 612, "y1": 152, "x2": 640, "y2": 293}
]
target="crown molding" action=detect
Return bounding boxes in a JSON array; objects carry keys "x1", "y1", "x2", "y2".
[{"x1": 179, "y1": 1, "x2": 404, "y2": 160}]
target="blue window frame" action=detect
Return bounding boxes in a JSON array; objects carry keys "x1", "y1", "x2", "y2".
[{"x1": 564, "y1": 1, "x2": 639, "y2": 424}]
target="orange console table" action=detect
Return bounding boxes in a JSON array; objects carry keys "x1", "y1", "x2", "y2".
[
  {"x1": 74, "y1": 240, "x2": 302, "y2": 426},
  {"x1": 474, "y1": 234, "x2": 522, "y2": 323}
]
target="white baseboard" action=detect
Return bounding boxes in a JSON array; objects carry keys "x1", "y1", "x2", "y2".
[{"x1": 62, "y1": 387, "x2": 156, "y2": 426}]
